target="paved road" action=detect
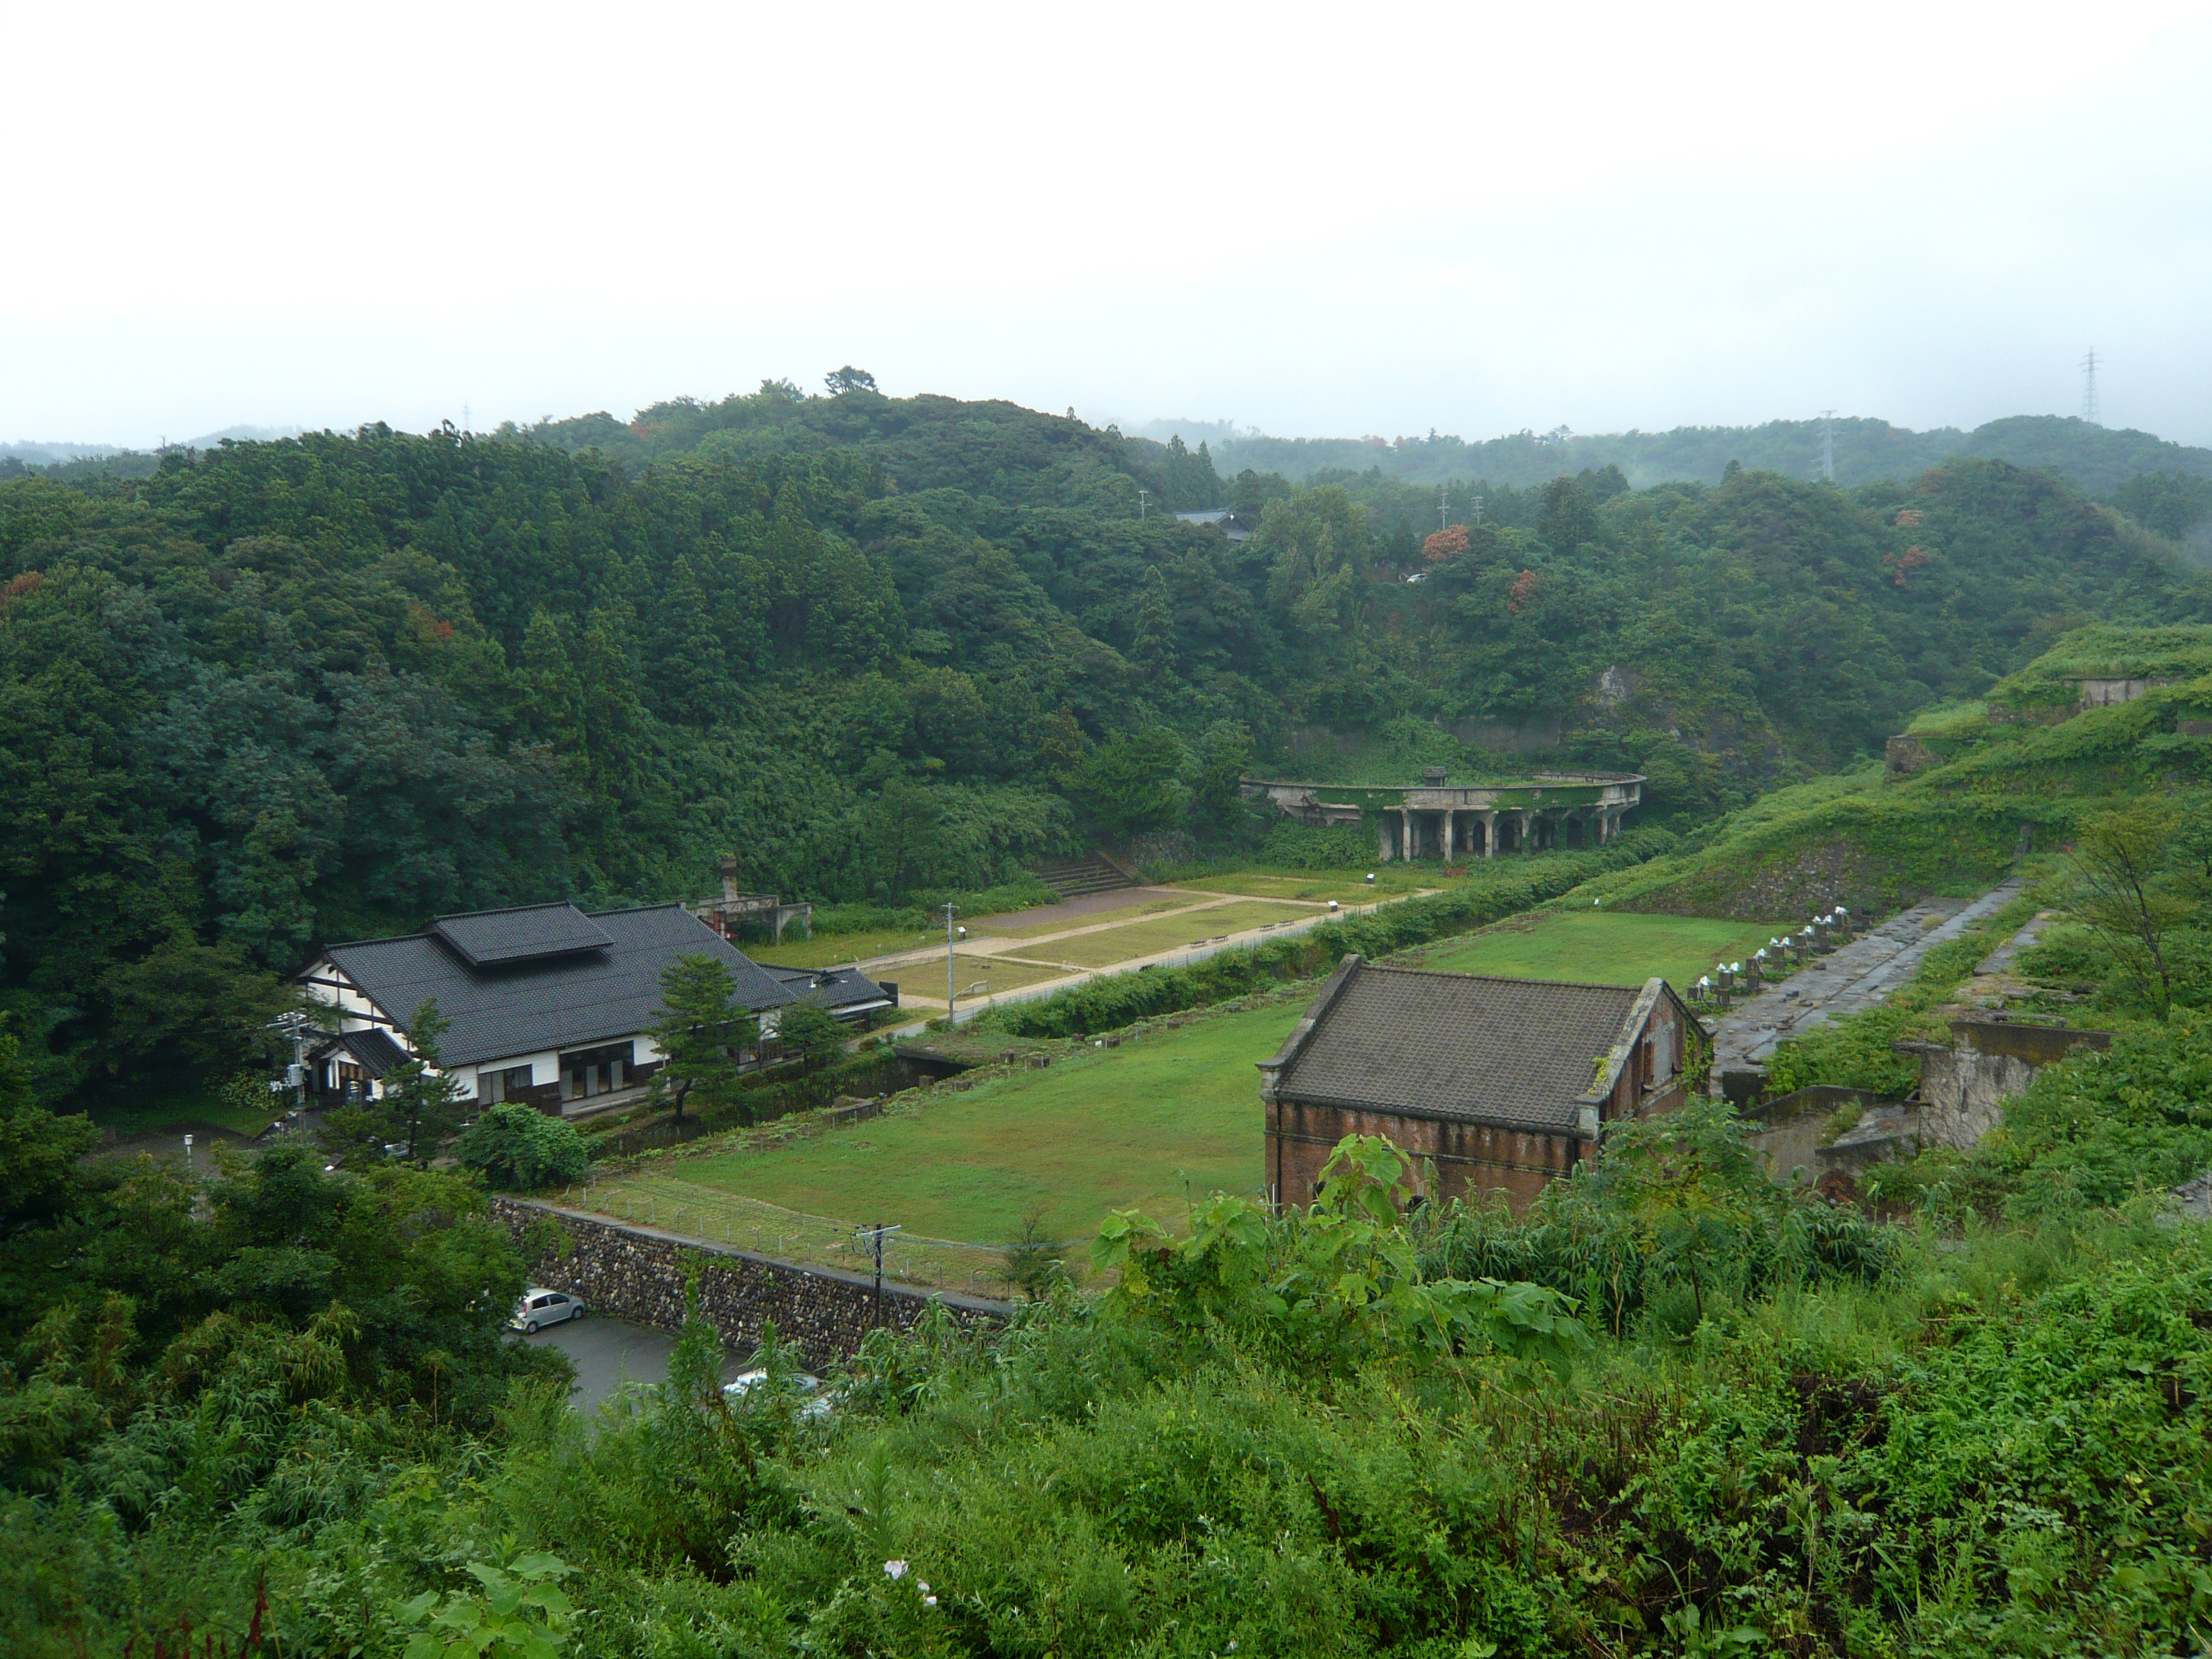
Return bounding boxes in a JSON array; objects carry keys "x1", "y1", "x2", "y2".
[
  {"x1": 518, "y1": 1315, "x2": 745, "y2": 1414},
  {"x1": 1706, "y1": 878, "x2": 2026, "y2": 1085}
]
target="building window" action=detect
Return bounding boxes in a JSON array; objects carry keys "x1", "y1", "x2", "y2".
[
  {"x1": 480, "y1": 1064, "x2": 535, "y2": 1105},
  {"x1": 1647, "y1": 1018, "x2": 1676, "y2": 1087},
  {"x1": 558, "y1": 1042, "x2": 634, "y2": 1102}
]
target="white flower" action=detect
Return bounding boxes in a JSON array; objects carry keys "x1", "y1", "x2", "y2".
[
  {"x1": 884, "y1": 1560, "x2": 908, "y2": 1580},
  {"x1": 917, "y1": 1582, "x2": 930, "y2": 1594},
  {"x1": 923, "y1": 1595, "x2": 938, "y2": 1608}
]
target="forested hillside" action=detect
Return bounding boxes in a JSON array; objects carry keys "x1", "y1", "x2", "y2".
[
  {"x1": 2, "y1": 381, "x2": 2205, "y2": 1105},
  {"x1": 1187, "y1": 411, "x2": 2212, "y2": 497}
]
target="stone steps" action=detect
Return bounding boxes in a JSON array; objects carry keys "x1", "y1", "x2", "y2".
[{"x1": 1029, "y1": 854, "x2": 1135, "y2": 899}]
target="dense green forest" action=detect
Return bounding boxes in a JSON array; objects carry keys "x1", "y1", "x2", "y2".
[
  {"x1": 1180, "y1": 412, "x2": 2212, "y2": 498},
  {"x1": 5, "y1": 381, "x2": 2209, "y2": 1105}
]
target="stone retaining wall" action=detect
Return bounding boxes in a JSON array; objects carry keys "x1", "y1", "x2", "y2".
[{"x1": 490, "y1": 1197, "x2": 1008, "y2": 1367}]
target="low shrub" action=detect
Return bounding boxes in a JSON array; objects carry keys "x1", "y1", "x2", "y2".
[{"x1": 453, "y1": 1103, "x2": 591, "y2": 1191}]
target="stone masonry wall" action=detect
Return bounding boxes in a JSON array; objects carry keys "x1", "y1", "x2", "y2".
[{"x1": 490, "y1": 1197, "x2": 1007, "y2": 1367}]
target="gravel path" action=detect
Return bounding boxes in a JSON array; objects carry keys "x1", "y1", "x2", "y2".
[{"x1": 1705, "y1": 878, "x2": 2026, "y2": 1087}]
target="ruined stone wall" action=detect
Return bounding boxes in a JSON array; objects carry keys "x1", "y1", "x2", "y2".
[
  {"x1": 1910, "y1": 1047, "x2": 2038, "y2": 1150},
  {"x1": 490, "y1": 1197, "x2": 1007, "y2": 1367},
  {"x1": 1744, "y1": 1085, "x2": 1888, "y2": 1184},
  {"x1": 1903, "y1": 1022, "x2": 2110, "y2": 1152}
]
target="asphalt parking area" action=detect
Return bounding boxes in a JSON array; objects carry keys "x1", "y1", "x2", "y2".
[{"x1": 518, "y1": 1314, "x2": 745, "y2": 1413}]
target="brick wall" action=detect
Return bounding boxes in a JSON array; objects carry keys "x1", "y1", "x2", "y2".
[
  {"x1": 490, "y1": 1197, "x2": 1007, "y2": 1367},
  {"x1": 1265, "y1": 1099, "x2": 1590, "y2": 1212}
]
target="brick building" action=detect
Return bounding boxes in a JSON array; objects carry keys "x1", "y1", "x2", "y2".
[{"x1": 1256, "y1": 956, "x2": 1695, "y2": 1210}]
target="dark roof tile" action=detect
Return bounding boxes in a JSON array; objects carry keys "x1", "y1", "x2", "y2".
[
  {"x1": 321, "y1": 904, "x2": 824, "y2": 1069},
  {"x1": 1271, "y1": 963, "x2": 1644, "y2": 1133},
  {"x1": 428, "y1": 903, "x2": 613, "y2": 967},
  {"x1": 767, "y1": 963, "x2": 896, "y2": 1012}
]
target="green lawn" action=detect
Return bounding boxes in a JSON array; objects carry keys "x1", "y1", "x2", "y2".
[
  {"x1": 1044, "y1": 901, "x2": 1314, "y2": 968},
  {"x1": 1413, "y1": 909, "x2": 1787, "y2": 991},
  {"x1": 87, "y1": 1079, "x2": 281, "y2": 1139},
  {"x1": 988, "y1": 892, "x2": 1200, "y2": 938},
  {"x1": 753, "y1": 925, "x2": 950, "y2": 969},
  {"x1": 586, "y1": 999, "x2": 1294, "y2": 1278},
  {"x1": 912, "y1": 953, "x2": 1080, "y2": 999},
  {"x1": 1172, "y1": 866, "x2": 1433, "y2": 903}
]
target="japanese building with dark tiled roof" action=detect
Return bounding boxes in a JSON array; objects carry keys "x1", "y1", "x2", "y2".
[
  {"x1": 297, "y1": 902, "x2": 891, "y2": 1117},
  {"x1": 1257, "y1": 956, "x2": 1696, "y2": 1210}
]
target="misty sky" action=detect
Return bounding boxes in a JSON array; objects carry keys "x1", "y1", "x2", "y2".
[{"x1": 6, "y1": 1, "x2": 2211, "y2": 449}]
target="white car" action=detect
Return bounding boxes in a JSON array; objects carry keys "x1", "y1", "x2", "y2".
[
  {"x1": 510, "y1": 1287, "x2": 585, "y2": 1333},
  {"x1": 722, "y1": 1367, "x2": 834, "y2": 1419}
]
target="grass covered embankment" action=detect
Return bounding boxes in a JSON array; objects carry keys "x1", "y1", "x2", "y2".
[{"x1": 1413, "y1": 909, "x2": 1788, "y2": 989}]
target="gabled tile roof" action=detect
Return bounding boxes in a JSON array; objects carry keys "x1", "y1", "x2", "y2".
[
  {"x1": 312, "y1": 1026, "x2": 409, "y2": 1079},
  {"x1": 1265, "y1": 960, "x2": 1653, "y2": 1134},
  {"x1": 428, "y1": 903, "x2": 613, "y2": 967},
  {"x1": 318, "y1": 904, "x2": 822, "y2": 1069},
  {"x1": 766, "y1": 963, "x2": 897, "y2": 1012}
]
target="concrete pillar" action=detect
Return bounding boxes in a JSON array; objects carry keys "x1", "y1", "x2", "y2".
[
  {"x1": 1480, "y1": 811, "x2": 1496, "y2": 858},
  {"x1": 1516, "y1": 810, "x2": 1533, "y2": 853},
  {"x1": 1443, "y1": 809, "x2": 1457, "y2": 860},
  {"x1": 1400, "y1": 810, "x2": 1413, "y2": 863},
  {"x1": 1378, "y1": 816, "x2": 1394, "y2": 863}
]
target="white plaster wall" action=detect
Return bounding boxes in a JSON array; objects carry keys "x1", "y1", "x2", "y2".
[{"x1": 464, "y1": 1049, "x2": 560, "y2": 1100}]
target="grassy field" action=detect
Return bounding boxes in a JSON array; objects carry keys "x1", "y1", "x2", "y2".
[
  {"x1": 578, "y1": 999, "x2": 1296, "y2": 1287},
  {"x1": 1172, "y1": 867, "x2": 1434, "y2": 903},
  {"x1": 986, "y1": 892, "x2": 1200, "y2": 938},
  {"x1": 752, "y1": 925, "x2": 953, "y2": 969},
  {"x1": 1413, "y1": 909, "x2": 1787, "y2": 990},
  {"x1": 1042, "y1": 901, "x2": 1316, "y2": 968},
  {"x1": 930, "y1": 954, "x2": 1082, "y2": 997},
  {"x1": 88, "y1": 1079, "x2": 280, "y2": 1139}
]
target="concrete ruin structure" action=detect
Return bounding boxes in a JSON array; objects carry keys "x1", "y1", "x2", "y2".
[
  {"x1": 694, "y1": 854, "x2": 813, "y2": 943},
  {"x1": 1257, "y1": 956, "x2": 1694, "y2": 1211},
  {"x1": 1743, "y1": 1017, "x2": 2112, "y2": 1191},
  {"x1": 1240, "y1": 769, "x2": 1643, "y2": 862}
]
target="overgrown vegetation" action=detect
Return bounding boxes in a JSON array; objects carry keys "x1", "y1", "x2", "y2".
[{"x1": 14, "y1": 1005, "x2": 2212, "y2": 1653}]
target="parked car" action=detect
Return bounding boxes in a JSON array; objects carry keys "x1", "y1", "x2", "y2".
[
  {"x1": 510, "y1": 1287, "x2": 585, "y2": 1333},
  {"x1": 722, "y1": 1367, "x2": 834, "y2": 1419}
]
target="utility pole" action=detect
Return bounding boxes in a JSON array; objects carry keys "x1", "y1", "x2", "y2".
[
  {"x1": 2081, "y1": 349, "x2": 2101, "y2": 427},
  {"x1": 855, "y1": 1223, "x2": 901, "y2": 1326},
  {"x1": 1820, "y1": 410, "x2": 1836, "y2": 483},
  {"x1": 943, "y1": 902, "x2": 958, "y2": 1022},
  {"x1": 1437, "y1": 485, "x2": 1450, "y2": 532},
  {"x1": 1471, "y1": 493, "x2": 1483, "y2": 526},
  {"x1": 266, "y1": 1010, "x2": 311, "y2": 1114},
  {"x1": 1136, "y1": 487, "x2": 1150, "y2": 520}
]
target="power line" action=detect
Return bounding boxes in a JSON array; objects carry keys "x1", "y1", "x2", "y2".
[{"x1": 2080, "y1": 349, "x2": 2101, "y2": 427}]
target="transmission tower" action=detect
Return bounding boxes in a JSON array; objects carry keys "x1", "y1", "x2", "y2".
[
  {"x1": 1819, "y1": 410, "x2": 1837, "y2": 483},
  {"x1": 1438, "y1": 486, "x2": 1450, "y2": 532},
  {"x1": 2081, "y1": 350, "x2": 2100, "y2": 427}
]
